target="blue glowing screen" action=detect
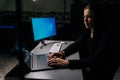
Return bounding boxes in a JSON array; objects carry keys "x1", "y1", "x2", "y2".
[{"x1": 31, "y1": 17, "x2": 56, "y2": 41}]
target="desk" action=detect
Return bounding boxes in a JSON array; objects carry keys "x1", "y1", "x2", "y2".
[
  {"x1": 25, "y1": 40, "x2": 83, "y2": 80},
  {"x1": 5, "y1": 40, "x2": 83, "y2": 80}
]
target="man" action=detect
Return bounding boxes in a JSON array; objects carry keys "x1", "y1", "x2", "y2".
[{"x1": 48, "y1": 4, "x2": 119, "y2": 80}]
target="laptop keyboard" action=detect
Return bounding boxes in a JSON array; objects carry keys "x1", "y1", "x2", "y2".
[{"x1": 32, "y1": 54, "x2": 49, "y2": 69}]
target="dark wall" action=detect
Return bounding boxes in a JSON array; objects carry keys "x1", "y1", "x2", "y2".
[
  {"x1": 94, "y1": 3, "x2": 120, "y2": 29},
  {"x1": 0, "y1": 27, "x2": 17, "y2": 51},
  {"x1": 0, "y1": 0, "x2": 120, "y2": 51}
]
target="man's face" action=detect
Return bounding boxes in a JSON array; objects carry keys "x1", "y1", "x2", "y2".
[{"x1": 84, "y1": 9, "x2": 93, "y2": 29}]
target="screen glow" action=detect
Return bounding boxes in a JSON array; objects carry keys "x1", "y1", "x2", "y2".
[{"x1": 31, "y1": 17, "x2": 56, "y2": 41}]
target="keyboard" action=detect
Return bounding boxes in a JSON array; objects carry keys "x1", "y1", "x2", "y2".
[
  {"x1": 49, "y1": 43, "x2": 62, "y2": 53},
  {"x1": 32, "y1": 55, "x2": 49, "y2": 69}
]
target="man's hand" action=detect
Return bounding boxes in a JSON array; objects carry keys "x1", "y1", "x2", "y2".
[
  {"x1": 48, "y1": 52, "x2": 64, "y2": 59},
  {"x1": 48, "y1": 58, "x2": 69, "y2": 67}
]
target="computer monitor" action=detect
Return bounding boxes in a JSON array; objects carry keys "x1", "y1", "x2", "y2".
[{"x1": 31, "y1": 17, "x2": 57, "y2": 46}]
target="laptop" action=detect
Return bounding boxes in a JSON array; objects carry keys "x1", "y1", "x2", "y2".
[{"x1": 23, "y1": 48, "x2": 53, "y2": 71}]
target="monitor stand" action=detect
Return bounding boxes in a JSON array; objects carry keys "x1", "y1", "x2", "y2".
[{"x1": 40, "y1": 39, "x2": 47, "y2": 49}]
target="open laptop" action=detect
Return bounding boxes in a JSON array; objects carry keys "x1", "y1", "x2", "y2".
[{"x1": 23, "y1": 48, "x2": 53, "y2": 71}]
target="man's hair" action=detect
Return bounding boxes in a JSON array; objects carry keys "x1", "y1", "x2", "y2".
[
  {"x1": 84, "y1": 4, "x2": 94, "y2": 18},
  {"x1": 84, "y1": 4, "x2": 91, "y2": 10}
]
